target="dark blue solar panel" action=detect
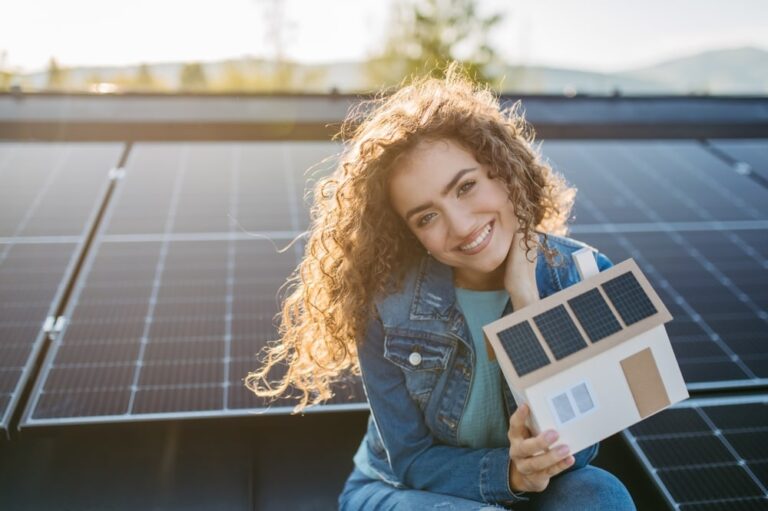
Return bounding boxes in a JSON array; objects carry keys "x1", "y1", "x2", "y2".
[
  {"x1": 602, "y1": 272, "x2": 657, "y2": 326},
  {"x1": 533, "y1": 305, "x2": 588, "y2": 359},
  {"x1": 568, "y1": 288, "x2": 622, "y2": 342},
  {"x1": 497, "y1": 321, "x2": 550, "y2": 377}
]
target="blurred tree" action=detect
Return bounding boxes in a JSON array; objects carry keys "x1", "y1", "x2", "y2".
[
  {"x1": 134, "y1": 63, "x2": 160, "y2": 91},
  {"x1": 366, "y1": 0, "x2": 504, "y2": 89},
  {"x1": 0, "y1": 50, "x2": 13, "y2": 91},
  {"x1": 46, "y1": 57, "x2": 69, "y2": 90},
  {"x1": 179, "y1": 62, "x2": 208, "y2": 91}
]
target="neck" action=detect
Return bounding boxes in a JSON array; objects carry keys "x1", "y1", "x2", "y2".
[{"x1": 452, "y1": 266, "x2": 505, "y2": 291}]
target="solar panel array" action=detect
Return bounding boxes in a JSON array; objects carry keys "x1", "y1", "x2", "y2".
[
  {"x1": 21, "y1": 143, "x2": 364, "y2": 427},
  {"x1": 624, "y1": 396, "x2": 768, "y2": 510},
  {"x1": 495, "y1": 268, "x2": 663, "y2": 376},
  {"x1": 0, "y1": 142, "x2": 123, "y2": 431}
]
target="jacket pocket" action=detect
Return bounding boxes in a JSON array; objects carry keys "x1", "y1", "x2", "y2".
[{"x1": 383, "y1": 331, "x2": 456, "y2": 410}]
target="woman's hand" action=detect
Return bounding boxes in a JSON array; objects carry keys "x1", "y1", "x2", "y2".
[
  {"x1": 504, "y1": 231, "x2": 539, "y2": 310},
  {"x1": 507, "y1": 403, "x2": 575, "y2": 493}
]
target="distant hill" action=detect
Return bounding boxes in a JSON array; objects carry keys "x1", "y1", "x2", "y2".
[
  {"x1": 14, "y1": 46, "x2": 768, "y2": 95},
  {"x1": 616, "y1": 47, "x2": 768, "y2": 95}
]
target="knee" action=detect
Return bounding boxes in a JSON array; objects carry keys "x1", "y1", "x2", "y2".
[{"x1": 546, "y1": 466, "x2": 635, "y2": 510}]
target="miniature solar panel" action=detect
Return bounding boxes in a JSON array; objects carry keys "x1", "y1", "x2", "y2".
[
  {"x1": 567, "y1": 289, "x2": 622, "y2": 342},
  {"x1": 497, "y1": 321, "x2": 551, "y2": 377},
  {"x1": 601, "y1": 272, "x2": 658, "y2": 326},
  {"x1": 0, "y1": 142, "x2": 122, "y2": 430},
  {"x1": 624, "y1": 397, "x2": 768, "y2": 510},
  {"x1": 21, "y1": 142, "x2": 362, "y2": 427},
  {"x1": 533, "y1": 305, "x2": 588, "y2": 359}
]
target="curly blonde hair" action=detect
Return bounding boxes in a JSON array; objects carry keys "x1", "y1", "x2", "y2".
[{"x1": 245, "y1": 66, "x2": 576, "y2": 413}]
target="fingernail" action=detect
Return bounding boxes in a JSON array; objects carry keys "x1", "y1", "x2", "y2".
[
  {"x1": 556, "y1": 445, "x2": 570, "y2": 456},
  {"x1": 566, "y1": 455, "x2": 575, "y2": 465},
  {"x1": 544, "y1": 430, "x2": 558, "y2": 443}
]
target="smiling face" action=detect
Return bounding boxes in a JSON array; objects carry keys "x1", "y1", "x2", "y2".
[{"x1": 388, "y1": 138, "x2": 520, "y2": 290}]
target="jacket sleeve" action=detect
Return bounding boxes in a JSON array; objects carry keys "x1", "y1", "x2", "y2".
[{"x1": 357, "y1": 314, "x2": 527, "y2": 505}]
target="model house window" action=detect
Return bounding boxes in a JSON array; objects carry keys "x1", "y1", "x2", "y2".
[{"x1": 550, "y1": 381, "x2": 597, "y2": 425}]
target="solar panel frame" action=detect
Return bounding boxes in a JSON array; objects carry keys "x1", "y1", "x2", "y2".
[
  {"x1": 0, "y1": 142, "x2": 123, "y2": 432},
  {"x1": 623, "y1": 395, "x2": 768, "y2": 511}
]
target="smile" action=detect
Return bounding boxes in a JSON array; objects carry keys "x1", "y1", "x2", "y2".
[{"x1": 458, "y1": 221, "x2": 493, "y2": 254}]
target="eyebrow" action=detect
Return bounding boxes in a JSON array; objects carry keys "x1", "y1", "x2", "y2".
[{"x1": 404, "y1": 167, "x2": 477, "y2": 222}]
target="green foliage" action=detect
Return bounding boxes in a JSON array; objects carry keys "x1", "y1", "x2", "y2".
[
  {"x1": 46, "y1": 57, "x2": 69, "y2": 90},
  {"x1": 179, "y1": 62, "x2": 208, "y2": 91},
  {"x1": 366, "y1": 0, "x2": 504, "y2": 89}
]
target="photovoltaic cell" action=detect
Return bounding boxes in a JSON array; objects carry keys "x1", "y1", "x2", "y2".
[
  {"x1": 601, "y1": 272, "x2": 657, "y2": 326},
  {"x1": 625, "y1": 397, "x2": 768, "y2": 511},
  {"x1": 533, "y1": 305, "x2": 588, "y2": 359},
  {"x1": 567, "y1": 289, "x2": 622, "y2": 342},
  {"x1": 498, "y1": 321, "x2": 550, "y2": 377}
]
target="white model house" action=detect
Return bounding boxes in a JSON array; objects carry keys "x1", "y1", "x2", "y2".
[{"x1": 483, "y1": 248, "x2": 688, "y2": 455}]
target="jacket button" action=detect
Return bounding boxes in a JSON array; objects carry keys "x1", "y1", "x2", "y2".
[{"x1": 408, "y1": 352, "x2": 422, "y2": 366}]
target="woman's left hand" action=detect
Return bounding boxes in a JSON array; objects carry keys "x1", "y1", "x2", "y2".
[{"x1": 503, "y1": 231, "x2": 539, "y2": 310}]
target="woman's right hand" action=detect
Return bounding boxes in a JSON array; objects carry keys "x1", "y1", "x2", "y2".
[{"x1": 507, "y1": 403, "x2": 575, "y2": 493}]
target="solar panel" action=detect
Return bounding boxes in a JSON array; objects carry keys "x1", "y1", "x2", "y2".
[
  {"x1": 497, "y1": 321, "x2": 551, "y2": 377},
  {"x1": 0, "y1": 142, "x2": 122, "y2": 431},
  {"x1": 532, "y1": 305, "x2": 588, "y2": 359},
  {"x1": 21, "y1": 142, "x2": 363, "y2": 427},
  {"x1": 542, "y1": 140, "x2": 768, "y2": 225},
  {"x1": 568, "y1": 288, "x2": 622, "y2": 342},
  {"x1": 624, "y1": 396, "x2": 768, "y2": 511},
  {"x1": 601, "y1": 272, "x2": 658, "y2": 326},
  {"x1": 708, "y1": 139, "x2": 768, "y2": 180}
]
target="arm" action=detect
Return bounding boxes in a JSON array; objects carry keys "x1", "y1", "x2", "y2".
[{"x1": 358, "y1": 314, "x2": 526, "y2": 505}]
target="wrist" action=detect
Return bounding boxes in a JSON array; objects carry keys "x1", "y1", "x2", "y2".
[{"x1": 508, "y1": 288, "x2": 538, "y2": 310}]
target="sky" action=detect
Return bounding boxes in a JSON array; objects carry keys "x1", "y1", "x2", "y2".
[{"x1": 1, "y1": 0, "x2": 767, "y2": 74}]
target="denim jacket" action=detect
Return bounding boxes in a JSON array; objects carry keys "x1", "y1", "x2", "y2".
[{"x1": 351, "y1": 233, "x2": 614, "y2": 506}]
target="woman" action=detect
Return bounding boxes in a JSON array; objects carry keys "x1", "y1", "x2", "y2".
[{"x1": 246, "y1": 66, "x2": 635, "y2": 510}]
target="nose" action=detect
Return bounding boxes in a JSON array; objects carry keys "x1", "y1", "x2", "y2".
[{"x1": 444, "y1": 206, "x2": 475, "y2": 242}]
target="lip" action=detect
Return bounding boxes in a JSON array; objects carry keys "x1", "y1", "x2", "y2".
[{"x1": 455, "y1": 220, "x2": 494, "y2": 255}]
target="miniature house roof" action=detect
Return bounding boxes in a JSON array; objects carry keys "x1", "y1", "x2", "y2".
[{"x1": 483, "y1": 257, "x2": 673, "y2": 391}]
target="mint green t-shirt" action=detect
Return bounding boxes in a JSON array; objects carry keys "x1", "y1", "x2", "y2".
[{"x1": 454, "y1": 288, "x2": 510, "y2": 448}]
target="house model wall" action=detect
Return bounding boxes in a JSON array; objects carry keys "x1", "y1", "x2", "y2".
[{"x1": 483, "y1": 248, "x2": 688, "y2": 455}]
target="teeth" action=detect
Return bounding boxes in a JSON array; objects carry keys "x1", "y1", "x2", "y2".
[{"x1": 459, "y1": 223, "x2": 492, "y2": 251}]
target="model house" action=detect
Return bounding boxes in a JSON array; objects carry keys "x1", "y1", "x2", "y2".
[{"x1": 483, "y1": 248, "x2": 688, "y2": 455}]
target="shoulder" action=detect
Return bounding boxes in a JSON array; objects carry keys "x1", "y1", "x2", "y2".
[{"x1": 538, "y1": 232, "x2": 614, "y2": 292}]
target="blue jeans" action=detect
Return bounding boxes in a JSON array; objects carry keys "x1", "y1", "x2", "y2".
[{"x1": 338, "y1": 465, "x2": 636, "y2": 511}]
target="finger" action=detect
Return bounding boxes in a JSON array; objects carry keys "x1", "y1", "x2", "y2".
[
  {"x1": 507, "y1": 403, "x2": 530, "y2": 439},
  {"x1": 515, "y1": 429, "x2": 559, "y2": 458},
  {"x1": 543, "y1": 454, "x2": 575, "y2": 478},
  {"x1": 519, "y1": 444, "x2": 571, "y2": 474}
]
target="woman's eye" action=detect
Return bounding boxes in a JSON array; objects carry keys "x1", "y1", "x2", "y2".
[
  {"x1": 417, "y1": 212, "x2": 436, "y2": 227},
  {"x1": 458, "y1": 180, "x2": 476, "y2": 195}
]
